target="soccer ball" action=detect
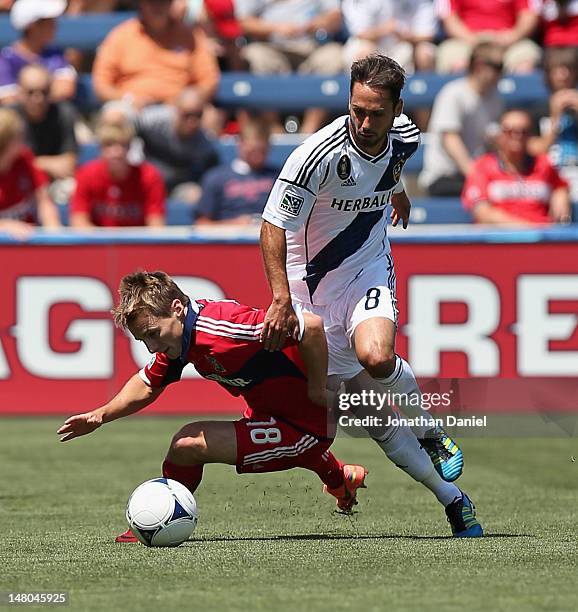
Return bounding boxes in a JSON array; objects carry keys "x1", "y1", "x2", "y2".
[{"x1": 126, "y1": 478, "x2": 198, "y2": 547}]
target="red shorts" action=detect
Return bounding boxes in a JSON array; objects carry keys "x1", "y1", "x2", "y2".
[{"x1": 234, "y1": 416, "x2": 333, "y2": 474}]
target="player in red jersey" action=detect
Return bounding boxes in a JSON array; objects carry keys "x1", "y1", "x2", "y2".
[{"x1": 57, "y1": 271, "x2": 367, "y2": 542}]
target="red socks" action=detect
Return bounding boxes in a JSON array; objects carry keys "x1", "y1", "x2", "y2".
[
  {"x1": 306, "y1": 451, "x2": 344, "y2": 490},
  {"x1": 162, "y1": 460, "x2": 203, "y2": 494},
  {"x1": 162, "y1": 452, "x2": 345, "y2": 493}
]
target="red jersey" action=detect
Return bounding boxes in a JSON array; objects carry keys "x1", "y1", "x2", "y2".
[
  {"x1": 462, "y1": 153, "x2": 568, "y2": 223},
  {"x1": 0, "y1": 147, "x2": 47, "y2": 223},
  {"x1": 437, "y1": 0, "x2": 536, "y2": 31},
  {"x1": 71, "y1": 159, "x2": 165, "y2": 227},
  {"x1": 541, "y1": 0, "x2": 578, "y2": 46},
  {"x1": 139, "y1": 299, "x2": 330, "y2": 439}
]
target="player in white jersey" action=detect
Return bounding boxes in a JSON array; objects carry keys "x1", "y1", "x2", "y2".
[{"x1": 260, "y1": 55, "x2": 482, "y2": 537}]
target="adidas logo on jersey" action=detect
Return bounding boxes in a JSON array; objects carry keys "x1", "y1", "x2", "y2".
[{"x1": 341, "y1": 176, "x2": 357, "y2": 187}]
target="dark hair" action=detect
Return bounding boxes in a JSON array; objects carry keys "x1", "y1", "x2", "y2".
[
  {"x1": 544, "y1": 46, "x2": 578, "y2": 72},
  {"x1": 350, "y1": 54, "x2": 406, "y2": 103},
  {"x1": 468, "y1": 42, "x2": 504, "y2": 73}
]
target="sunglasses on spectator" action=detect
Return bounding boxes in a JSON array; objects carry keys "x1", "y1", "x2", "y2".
[
  {"x1": 485, "y1": 61, "x2": 504, "y2": 72},
  {"x1": 501, "y1": 127, "x2": 530, "y2": 136},
  {"x1": 24, "y1": 88, "x2": 50, "y2": 97},
  {"x1": 180, "y1": 110, "x2": 203, "y2": 119}
]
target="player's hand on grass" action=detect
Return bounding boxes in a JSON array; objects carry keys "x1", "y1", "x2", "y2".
[
  {"x1": 391, "y1": 192, "x2": 411, "y2": 229},
  {"x1": 57, "y1": 412, "x2": 103, "y2": 442},
  {"x1": 261, "y1": 299, "x2": 300, "y2": 351}
]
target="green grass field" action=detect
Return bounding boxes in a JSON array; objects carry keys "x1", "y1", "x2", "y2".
[{"x1": 2, "y1": 417, "x2": 577, "y2": 612}]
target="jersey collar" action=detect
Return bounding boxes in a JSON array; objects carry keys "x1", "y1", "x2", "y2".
[
  {"x1": 346, "y1": 117, "x2": 391, "y2": 163},
  {"x1": 179, "y1": 300, "x2": 201, "y2": 363}
]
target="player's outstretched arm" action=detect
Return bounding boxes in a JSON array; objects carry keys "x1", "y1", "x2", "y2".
[
  {"x1": 260, "y1": 220, "x2": 300, "y2": 351},
  {"x1": 298, "y1": 313, "x2": 329, "y2": 407},
  {"x1": 57, "y1": 374, "x2": 164, "y2": 442}
]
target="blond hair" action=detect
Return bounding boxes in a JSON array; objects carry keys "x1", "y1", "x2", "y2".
[
  {"x1": 239, "y1": 118, "x2": 271, "y2": 143},
  {"x1": 112, "y1": 271, "x2": 188, "y2": 329},
  {"x1": 96, "y1": 121, "x2": 134, "y2": 147},
  {"x1": 0, "y1": 108, "x2": 23, "y2": 157}
]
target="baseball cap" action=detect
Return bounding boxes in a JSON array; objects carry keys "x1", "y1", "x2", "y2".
[
  {"x1": 11, "y1": 0, "x2": 67, "y2": 32},
  {"x1": 204, "y1": 0, "x2": 242, "y2": 40}
]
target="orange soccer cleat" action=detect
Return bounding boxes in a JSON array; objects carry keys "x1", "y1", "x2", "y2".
[
  {"x1": 324, "y1": 464, "x2": 368, "y2": 514},
  {"x1": 115, "y1": 528, "x2": 139, "y2": 543}
]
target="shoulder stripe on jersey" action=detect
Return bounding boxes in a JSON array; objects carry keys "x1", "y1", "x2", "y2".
[
  {"x1": 302, "y1": 135, "x2": 347, "y2": 187},
  {"x1": 196, "y1": 322, "x2": 262, "y2": 339},
  {"x1": 195, "y1": 324, "x2": 262, "y2": 341},
  {"x1": 294, "y1": 125, "x2": 347, "y2": 185},
  {"x1": 391, "y1": 130, "x2": 420, "y2": 139},
  {"x1": 392, "y1": 120, "x2": 416, "y2": 130},
  {"x1": 305, "y1": 209, "x2": 383, "y2": 299},
  {"x1": 319, "y1": 162, "x2": 331, "y2": 188},
  {"x1": 197, "y1": 315, "x2": 263, "y2": 331},
  {"x1": 294, "y1": 123, "x2": 346, "y2": 184},
  {"x1": 278, "y1": 177, "x2": 316, "y2": 196},
  {"x1": 391, "y1": 125, "x2": 419, "y2": 134},
  {"x1": 392, "y1": 125, "x2": 417, "y2": 131}
]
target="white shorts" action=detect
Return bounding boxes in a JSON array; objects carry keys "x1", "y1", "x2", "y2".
[{"x1": 297, "y1": 255, "x2": 398, "y2": 379}]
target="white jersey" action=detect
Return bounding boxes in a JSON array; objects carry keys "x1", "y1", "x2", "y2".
[{"x1": 262, "y1": 114, "x2": 420, "y2": 305}]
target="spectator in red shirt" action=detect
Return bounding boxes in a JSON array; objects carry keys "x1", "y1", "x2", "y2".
[
  {"x1": 462, "y1": 108, "x2": 571, "y2": 225},
  {"x1": 0, "y1": 108, "x2": 61, "y2": 239},
  {"x1": 540, "y1": 0, "x2": 578, "y2": 47},
  {"x1": 436, "y1": 0, "x2": 542, "y2": 73},
  {"x1": 70, "y1": 121, "x2": 166, "y2": 228}
]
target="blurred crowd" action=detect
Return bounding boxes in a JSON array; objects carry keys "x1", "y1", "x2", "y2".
[{"x1": 0, "y1": 0, "x2": 576, "y2": 237}]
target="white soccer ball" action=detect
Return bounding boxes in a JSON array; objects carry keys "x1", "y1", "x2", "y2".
[{"x1": 126, "y1": 478, "x2": 198, "y2": 547}]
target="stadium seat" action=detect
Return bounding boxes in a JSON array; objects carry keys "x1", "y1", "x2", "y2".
[
  {"x1": 0, "y1": 13, "x2": 134, "y2": 50},
  {"x1": 75, "y1": 72, "x2": 550, "y2": 113}
]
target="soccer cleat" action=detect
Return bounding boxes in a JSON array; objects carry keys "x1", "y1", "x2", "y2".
[
  {"x1": 445, "y1": 492, "x2": 483, "y2": 538},
  {"x1": 115, "y1": 528, "x2": 139, "y2": 543},
  {"x1": 324, "y1": 464, "x2": 368, "y2": 514},
  {"x1": 419, "y1": 427, "x2": 464, "y2": 482}
]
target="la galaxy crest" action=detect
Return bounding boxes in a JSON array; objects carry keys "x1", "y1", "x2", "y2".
[
  {"x1": 337, "y1": 154, "x2": 351, "y2": 180},
  {"x1": 392, "y1": 156, "x2": 406, "y2": 183}
]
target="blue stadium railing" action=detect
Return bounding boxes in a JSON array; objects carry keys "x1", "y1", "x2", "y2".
[
  {"x1": 74, "y1": 72, "x2": 550, "y2": 113},
  {"x1": 3, "y1": 225, "x2": 578, "y2": 246}
]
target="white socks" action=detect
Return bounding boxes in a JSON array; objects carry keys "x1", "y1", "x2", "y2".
[
  {"x1": 376, "y1": 355, "x2": 437, "y2": 439},
  {"x1": 375, "y1": 420, "x2": 461, "y2": 507},
  {"x1": 339, "y1": 371, "x2": 461, "y2": 508}
]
